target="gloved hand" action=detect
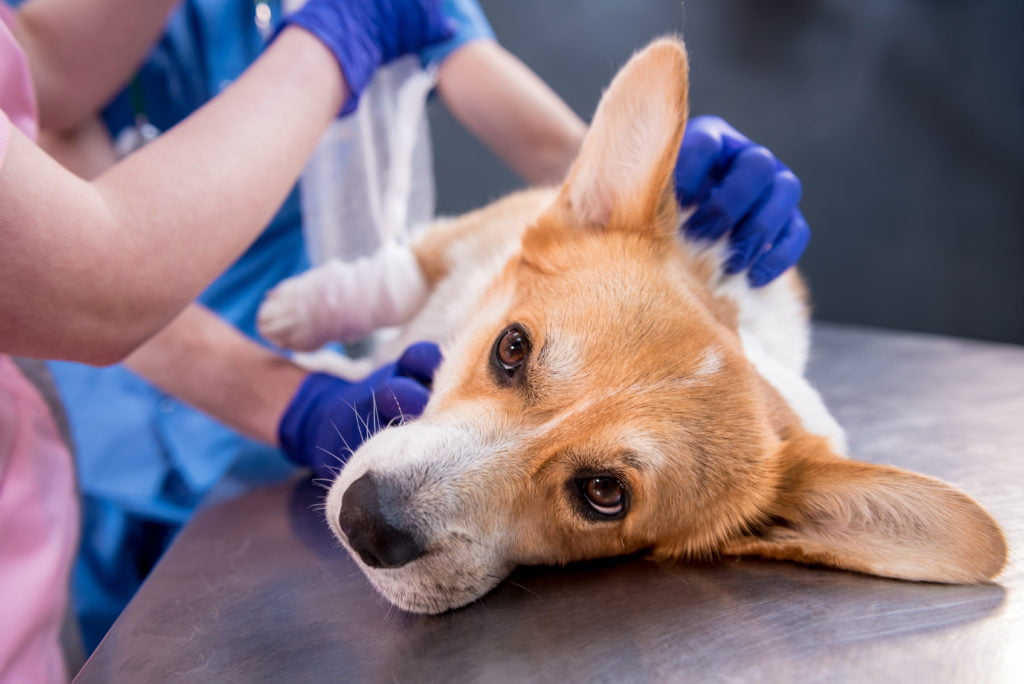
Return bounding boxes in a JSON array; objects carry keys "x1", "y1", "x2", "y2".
[
  {"x1": 419, "y1": 0, "x2": 496, "y2": 67},
  {"x1": 674, "y1": 115, "x2": 811, "y2": 287},
  {"x1": 278, "y1": 0, "x2": 454, "y2": 115},
  {"x1": 278, "y1": 341, "x2": 442, "y2": 479}
]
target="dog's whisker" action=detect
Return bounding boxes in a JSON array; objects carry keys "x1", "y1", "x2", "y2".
[
  {"x1": 486, "y1": 573, "x2": 541, "y2": 598},
  {"x1": 329, "y1": 419, "x2": 356, "y2": 460}
]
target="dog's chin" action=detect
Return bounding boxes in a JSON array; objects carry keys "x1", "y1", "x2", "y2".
[{"x1": 341, "y1": 537, "x2": 513, "y2": 615}]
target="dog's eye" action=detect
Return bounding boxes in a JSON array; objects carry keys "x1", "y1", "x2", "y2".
[
  {"x1": 582, "y1": 477, "x2": 626, "y2": 517},
  {"x1": 495, "y1": 325, "x2": 530, "y2": 373}
]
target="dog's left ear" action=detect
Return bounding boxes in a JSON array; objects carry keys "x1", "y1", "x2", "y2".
[
  {"x1": 547, "y1": 36, "x2": 689, "y2": 234},
  {"x1": 721, "y1": 435, "x2": 1007, "y2": 584}
]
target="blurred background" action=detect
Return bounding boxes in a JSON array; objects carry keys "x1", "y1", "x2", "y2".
[{"x1": 429, "y1": 0, "x2": 1024, "y2": 345}]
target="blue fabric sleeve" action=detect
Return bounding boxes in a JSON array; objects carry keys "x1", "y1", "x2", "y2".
[{"x1": 419, "y1": 0, "x2": 495, "y2": 66}]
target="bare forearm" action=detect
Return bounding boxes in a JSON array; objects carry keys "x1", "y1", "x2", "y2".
[
  {"x1": 15, "y1": 0, "x2": 181, "y2": 131},
  {"x1": 437, "y1": 41, "x2": 586, "y2": 185},
  {"x1": 0, "y1": 28, "x2": 344, "y2": 363},
  {"x1": 125, "y1": 305, "x2": 306, "y2": 446},
  {"x1": 92, "y1": 28, "x2": 343, "y2": 308}
]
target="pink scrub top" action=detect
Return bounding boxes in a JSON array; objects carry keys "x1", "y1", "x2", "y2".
[{"x1": 1, "y1": 6, "x2": 79, "y2": 684}]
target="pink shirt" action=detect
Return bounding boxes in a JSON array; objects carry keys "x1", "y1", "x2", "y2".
[
  {"x1": 0, "y1": 359, "x2": 77, "y2": 684},
  {"x1": 1, "y1": 7, "x2": 78, "y2": 683}
]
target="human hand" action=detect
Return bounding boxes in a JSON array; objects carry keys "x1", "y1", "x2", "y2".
[
  {"x1": 278, "y1": 341, "x2": 442, "y2": 479},
  {"x1": 419, "y1": 0, "x2": 496, "y2": 67},
  {"x1": 279, "y1": 0, "x2": 453, "y2": 115},
  {"x1": 674, "y1": 115, "x2": 810, "y2": 287}
]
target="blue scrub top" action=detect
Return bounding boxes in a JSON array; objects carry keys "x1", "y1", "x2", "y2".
[{"x1": 49, "y1": 0, "x2": 302, "y2": 525}]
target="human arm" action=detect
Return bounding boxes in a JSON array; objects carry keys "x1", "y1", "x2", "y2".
[
  {"x1": 0, "y1": 28, "x2": 343, "y2": 364},
  {"x1": 2, "y1": 0, "x2": 452, "y2": 364},
  {"x1": 435, "y1": 39, "x2": 587, "y2": 186},
  {"x1": 124, "y1": 305, "x2": 307, "y2": 446},
  {"x1": 421, "y1": 0, "x2": 585, "y2": 185},
  {"x1": 125, "y1": 305, "x2": 441, "y2": 476},
  {"x1": 11, "y1": 0, "x2": 182, "y2": 131}
]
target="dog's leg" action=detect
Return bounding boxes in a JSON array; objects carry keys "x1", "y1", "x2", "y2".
[
  {"x1": 257, "y1": 241, "x2": 429, "y2": 351},
  {"x1": 258, "y1": 190, "x2": 552, "y2": 353}
]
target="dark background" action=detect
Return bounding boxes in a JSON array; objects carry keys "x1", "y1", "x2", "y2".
[{"x1": 428, "y1": 0, "x2": 1024, "y2": 345}]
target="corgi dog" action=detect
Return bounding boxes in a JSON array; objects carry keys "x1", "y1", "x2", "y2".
[{"x1": 258, "y1": 37, "x2": 1006, "y2": 614}]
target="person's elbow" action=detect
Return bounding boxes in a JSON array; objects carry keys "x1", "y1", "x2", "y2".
[
  {"x1": 37, "y1": 308, "x2": 166, "y2": 367},
  {"x1": 75, "y1": 339, "x2": 144, "y2": 367},
  {"x1": 46, "y1": 332, "x2": 145, "y2": 367}
]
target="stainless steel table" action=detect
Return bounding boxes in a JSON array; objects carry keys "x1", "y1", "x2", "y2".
[{"x1": 74, "y1": 324, "x2": 1024, "y2": 683}]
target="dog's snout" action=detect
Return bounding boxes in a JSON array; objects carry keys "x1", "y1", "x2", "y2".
[{"x1": 339, "y1": 473, "x2": 426, "y2": 569}]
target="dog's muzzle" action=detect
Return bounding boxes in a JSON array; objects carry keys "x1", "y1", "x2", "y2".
[{"x1": 338, "y1": 472, "x2": 427, "y2": 569}]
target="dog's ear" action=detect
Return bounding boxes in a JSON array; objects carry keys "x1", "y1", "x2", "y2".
[
  {"x1": 548, "y1": 36, "x2": 689, "y2": 234},
  {"x1": 721, "y1": 435, "x2": 1007, "y2": 584}
]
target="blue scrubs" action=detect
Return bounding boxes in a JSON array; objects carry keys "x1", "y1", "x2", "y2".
[{"x1": 40, "y1": 0, "x2": 494, "y2": 652}]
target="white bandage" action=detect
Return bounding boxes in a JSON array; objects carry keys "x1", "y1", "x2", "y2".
[{"x1": 258, "y1": 242, "x2": 428, "y2": 352}]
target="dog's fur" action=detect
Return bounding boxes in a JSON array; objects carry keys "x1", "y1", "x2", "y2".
[{"x1": 261, "y1": 37, "x2": 1006, "y2": 614}]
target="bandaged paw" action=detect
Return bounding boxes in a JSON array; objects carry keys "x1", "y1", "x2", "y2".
[{"x1": 258, "y1": 242, "x2": 428, "y2": 351}]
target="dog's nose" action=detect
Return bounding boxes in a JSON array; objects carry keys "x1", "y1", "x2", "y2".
[{"x1": 339, "y1": 473, "x2": 426, "y2": 569}]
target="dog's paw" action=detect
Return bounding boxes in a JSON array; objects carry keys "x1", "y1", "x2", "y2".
[
  {"x1": 259, "y1": 248, "x2": 428, "y2": 351},
  {"x1": 257, "y1": 275, "x2": 331, "y2": 351}
]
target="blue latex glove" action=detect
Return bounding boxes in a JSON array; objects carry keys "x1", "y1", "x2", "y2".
[
  {"x1": 674, "y1": 115, "x2": 811, "y2": 287},
  {"x1": 277, "y1": 0, "x2": 453, "y2": 115},
  {"x1": 419, "y1": 0, "x2": 496, "y2": 67},
  {"x1": 279, "y1": 341, "x2": 442, "y2": 479}
]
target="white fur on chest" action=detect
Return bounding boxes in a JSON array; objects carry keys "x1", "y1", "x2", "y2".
[{"x1": 713, "y1": 263, "x2": 847, "y2": 454}]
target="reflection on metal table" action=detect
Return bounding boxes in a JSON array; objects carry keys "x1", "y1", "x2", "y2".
[{"x1": 74, "y1": 323, "x2": 1024, "y2": 682}]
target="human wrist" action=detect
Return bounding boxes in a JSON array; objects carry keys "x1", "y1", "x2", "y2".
[
  {"x1": 278, "y1": 371, "x2": 338, "y2": 463},
  {"x1": 275, "y1": 0, "x2": 452, "y2": 117},
  {"x1": 275, "y1": 6, "x2": 370, "y2": 116},
  {"x1": 270, "y1": 26, "x2": 349, "y2": 118}
]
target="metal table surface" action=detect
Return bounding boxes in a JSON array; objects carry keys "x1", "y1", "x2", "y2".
[{"x1": 74, "y1": 323, "x2": 1024, "y2": 683}]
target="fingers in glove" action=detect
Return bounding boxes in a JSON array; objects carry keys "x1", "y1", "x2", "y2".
[
  {"x1": 396, "y1": 341, "x2": 443, "y2": 386},
  {"x1": 374, "y1": 376, "x2": 432, "y2": 425},
  {"x1": 748, "y1": 210, "x2": 811, "y2": 288},
  {"x1": 675, "y1": 125, "x2": 724, "y2": 207},
  {"x1": 724, "y1": 169, "x2": 802, "y2": 274},
  {"x1": 686, "y1": 145, "x2": 777, "y2": 242}
]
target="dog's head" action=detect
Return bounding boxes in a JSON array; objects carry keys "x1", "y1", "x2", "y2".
[{"x1": 324, "y1": 38, "x2": 1006, "y2": 613}]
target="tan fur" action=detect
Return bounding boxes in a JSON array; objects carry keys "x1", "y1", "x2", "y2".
[
  {"x1": 323, "y1": 37, "x2": 1005, "y2": 613},
  {"x1": 412, "y1": 188, "x2": 556, "y2": 287}
]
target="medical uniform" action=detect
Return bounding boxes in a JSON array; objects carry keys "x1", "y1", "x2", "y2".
[
  {"x1": 0, "y1": 7, "x2": 78, "y2": 683},
  {"x1": 39, "y1": 0, "x2": 494, "y2": 652}
]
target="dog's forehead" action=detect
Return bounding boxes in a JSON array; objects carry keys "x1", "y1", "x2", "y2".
[
  {"x1": 520, "y1": 275, "x2": 732, "y2": 405},
  {"x1": 534, "y1": 314, "x2": 725, "y2": 386}
]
